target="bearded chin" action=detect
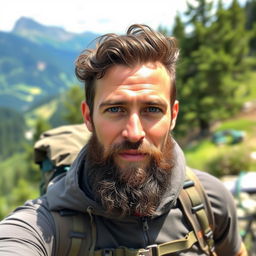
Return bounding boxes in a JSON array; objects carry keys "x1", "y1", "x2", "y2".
[{"x1": 86, "y1": 132, "x2": 175, "y2": 217}]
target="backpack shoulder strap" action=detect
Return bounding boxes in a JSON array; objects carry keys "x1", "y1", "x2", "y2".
[
  {"x1": 179, "y1": 167, "x2": 216, "y2": 255},
  {"x1": 51, "y1": 168, "x2": 217, "y2": 256},
  {"x1": 52, "y1": 209, "x2": 93, "y2": 256},
  {"x1": 52, "y1": 209, "x2": 200, "y2": 256}
]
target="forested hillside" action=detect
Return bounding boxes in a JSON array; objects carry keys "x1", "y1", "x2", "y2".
[
  {"x1": 0, "y1": 108, "x2": 26, "y2": 159},
  {"x1": 0, "y1": 32, "x2": 76, "y2": 111},
  {"x1": 0, "y1": 18, "x2": 99, "y2": 112}
]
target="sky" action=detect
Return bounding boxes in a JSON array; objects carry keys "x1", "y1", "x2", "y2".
[
  {"x1": 0, "y1": 0, "x2": 195, "y2": 34},
  {"x1": 0, "y1": 0, "x2": 247, "y2": 35}
]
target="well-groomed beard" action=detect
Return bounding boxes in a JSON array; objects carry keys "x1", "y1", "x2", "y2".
[{"x1": 86, "y1": 132, "x2": 175, "y2": 216}]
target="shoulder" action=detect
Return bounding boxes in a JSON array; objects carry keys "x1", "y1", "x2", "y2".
[
  {"x1": 192, "y1": 169, "x2": 236, "y2": 215},
  {"x1": 12, "y1": 196, "x2": 55, "y2": 227},
  {"x1": 0, "y1": 196, "x2": 55, "y2": 255},
  {"x1": 191, "y1": 169, "x2": 242, "y2": 255}
]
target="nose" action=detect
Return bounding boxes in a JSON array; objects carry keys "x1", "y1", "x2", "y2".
[{"x1": 122, "y1": 113, "x2": 145, "y2": 142}]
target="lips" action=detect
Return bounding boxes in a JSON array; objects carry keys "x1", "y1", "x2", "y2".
[{"x1": 118, "y1": 150, "x2": 147, "y2": 161}]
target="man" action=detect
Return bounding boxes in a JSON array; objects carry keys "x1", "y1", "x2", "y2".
[{"x1": 0, "y1": 24, "x2": 247, "y2": 255}]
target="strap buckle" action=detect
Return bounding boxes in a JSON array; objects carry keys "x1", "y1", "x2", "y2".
[
  {"x1": 102, "y1": 249, "x2": 113, "y2": 256},
  {"x1": 204, "y1": 230, "x2": 213, "y2": 240},
  {"x1": 191, "y1": 203, "x2": 205, "y2": 213},
  {"x1": 204, "y1": 230, "x2": 216, "y2": 254},
  {"x1": 138, "y1": 244, "x2": 159, "y2": 256},
  {"x1": 183, "y1": 180, "x2": 195, "y2": 189}
]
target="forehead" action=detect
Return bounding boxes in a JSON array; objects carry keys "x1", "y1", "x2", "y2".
[{"x1": 94, "y1": 62, "x2": 172, "y2": 101}]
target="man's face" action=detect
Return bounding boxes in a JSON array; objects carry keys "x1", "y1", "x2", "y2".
[{"x1": 82, "y1": 62, "x2": 179, "y2": 172}]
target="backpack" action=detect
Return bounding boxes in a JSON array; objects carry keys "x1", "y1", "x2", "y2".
[
  {"x1": 34, "y1": 125, "x2": 216, "y2": 256},
  {"x1": 34, "y1": 124, "x2": 91, "y2": 195}
]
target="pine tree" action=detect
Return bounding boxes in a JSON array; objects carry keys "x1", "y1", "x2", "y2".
[
  {"x1": 245, "y1": 0, "x2": 256, "y2": 54},
  {"x1": 62, "y1": 85, "x2": 84, "y2": 124},
  {"x1": 174, "y1": 0, "x2": 251, "y2": 137},
  {"x1": 185, "y1": 0, "x2": 213, "y2": 26},
  {"x1": 173, "y1": 13, "x2": 185, "y2": 47},
  {"x1": 33, "y1": 118, "x2": 51, "y2": 142}
]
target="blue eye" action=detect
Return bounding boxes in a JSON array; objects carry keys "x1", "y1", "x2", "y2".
[
  {"x1": 146, "y1": 107, "x2": 161, "y2": 113},
  {"x1": 107, "y1": 107, "x2": 123, "y2": 113}
]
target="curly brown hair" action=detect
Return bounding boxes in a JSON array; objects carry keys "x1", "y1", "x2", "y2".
[{"x1": 75, "y1": 24, "x2": 179, "y2": 114}]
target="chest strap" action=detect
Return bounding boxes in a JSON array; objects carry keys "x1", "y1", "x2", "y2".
[
  {"x1": 93, "y1": 230, "x2": 197, "y2": 256},
  {"x1": 53, "y1": 209, "x2": 198, "y2": 256}
]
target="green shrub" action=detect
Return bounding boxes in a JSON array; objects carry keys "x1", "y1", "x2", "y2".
[{"x1": 207, "y1": 146, "x2": 252, "y2": 177}]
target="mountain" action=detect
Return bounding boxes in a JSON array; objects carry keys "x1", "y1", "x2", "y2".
[
  {"x1": 0, "y1": 18, "x2": 99, "y2": 112},
  {"x1": 12, "y1": 17, "x2": 99, "y2": 52},
  {"x1": 0, "y1": 32, "x2": 76, "y2": 111}
]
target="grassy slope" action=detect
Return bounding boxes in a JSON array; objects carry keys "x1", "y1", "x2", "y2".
[
  {"x1": 184, "y1": 115, "x2": 256, "y2": 173},
  {"x1": 25, "y1": 99, "x2": 58, "y2": 127}
]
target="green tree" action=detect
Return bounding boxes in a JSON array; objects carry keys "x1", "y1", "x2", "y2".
[
  {"x1": 185, "y1": 0, "x2": 213, "y2": 26},
  {"x1": 174, "y1": 0, "x2": 251, "y2": 137},
  {"x1": 245, "y1": 0, "x2": 256, "y2": 55},
  {"x1": 62, "y1": 85, "x2": 84, "y2": 124},
  {"x1": 0, "y1": 152, "x2": 40, "y2": 219},
  {"x1": 0, "y1": 107, "x2": 26, "y2": 159},
  {"x1": 245, "y1": 0, "x2": 256, "y2": 30},
  {"x1": 172, "y1": 13, "x2": 186, "y2": 50},
  {"x1": 33, "y1": 117, "x2": 51, "y2": 142}
]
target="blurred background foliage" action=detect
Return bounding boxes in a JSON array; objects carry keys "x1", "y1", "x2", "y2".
[{"x1": 0, "y1": 0, "x2": 256, "y2": 219}]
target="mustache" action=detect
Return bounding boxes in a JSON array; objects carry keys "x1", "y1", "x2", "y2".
[
  {"x1": 103, "y1": 139, "x2": 171, "y2": 170},
  {"x1": 104, "y1": 140, "x2": 162, "y2": 158},
  {"x1": 87, "y1": 132, "x2": 174, "y2": 170}
]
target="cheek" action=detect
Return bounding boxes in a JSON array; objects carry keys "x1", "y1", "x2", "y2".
[
  {"x1": 93, "y1": 119, "x2": 121, "y2": 147},
  {"x1": 147, "y1": 118, "x2": 171, "y2": 148}
]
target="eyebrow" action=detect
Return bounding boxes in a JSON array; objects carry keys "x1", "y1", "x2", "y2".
[
  {"x1": 99, "y1": 101, "x2": 126, "y2": 109},
  {"x1": 99, "y1": 99, "x2": 167, "y2": 109}
]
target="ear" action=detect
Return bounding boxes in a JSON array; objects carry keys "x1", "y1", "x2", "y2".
[
  {"x1": 81, "y1": 101, "x2": 93, "y2": 132},
  {"x1": 170, "y1": 100, "x2": 179, "y2": 131}
]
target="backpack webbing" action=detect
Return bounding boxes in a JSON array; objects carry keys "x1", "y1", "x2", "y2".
[
  {"x1": 52, "y1": 209, "x2": 92, "y2": 256},
  {"x1": 93, "y1": 231, "x2": 197, "y2": 256},
  {"x1": 179, "y1": 168, "x2": 216, "y2": 255},
  {"x1": 51, "y1": 168, "x2": 216, "y2": 256}
]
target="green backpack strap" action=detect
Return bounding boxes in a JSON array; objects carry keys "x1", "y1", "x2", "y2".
[
  {"x1": 93, "y1": 231, "x2": 197, "y2": 256},
  {"x1": 52, "y1": 208, "x2": 198, "y2": 256},
  {"x1": 52, "y1": 209, "x2": 198, "y2": 256},
  {"x1": 51, "y1": 168, "x2": 216, "y2": 256},
  {"x1": 52, "y1": 209, "x2": 93, "y2": 256},
  {"x1": 93, "y1": 168, "x2": 217, "y2": 256},
  {"x1": 179, "y1": 167, "x2": 216, "y2": 255}
]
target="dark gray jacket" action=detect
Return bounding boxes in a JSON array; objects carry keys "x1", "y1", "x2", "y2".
[{"x1": 0, "y1": 142, "x2": 242, "y2": 255}]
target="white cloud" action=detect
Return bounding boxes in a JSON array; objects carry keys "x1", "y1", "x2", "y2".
[
  {"x1": 0, "y1": 0, "x2": 187, "y2": 34},
  {"x1": 0, "y1": 0, "x2": 246, "y2": 34}
]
